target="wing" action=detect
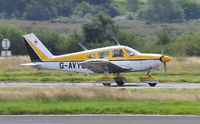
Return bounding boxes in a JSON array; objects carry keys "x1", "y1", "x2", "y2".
[{"x1": 79, "y1": 59, "x2": 131, "y2": 73}]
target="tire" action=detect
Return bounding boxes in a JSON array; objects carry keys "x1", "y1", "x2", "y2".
[
  {"x1": 103, "y1": 83, "x2": 111, "y2": 86},
  {"x1": 115, "y1": 78, "x2": 125, "y2": 86},
  {"x1": 148, "y1": 83, "x2": 157, "y2": 87},
  {"x1": 116, "y1": 81, "x2": 125, "y2": 86}
]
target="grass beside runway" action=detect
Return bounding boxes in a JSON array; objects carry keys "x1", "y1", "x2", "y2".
[
  {"x1": 1, "y1": 56, "x2": 200, "y2": 83},
  {"x1": 1, "y1": 100, "x2": 200, "y2": 115},
  {"x1": 0, "y1": 87, "x2": 199, "y2": 114},
  {"x1": 1, "y1": 70, "x2": 200, "y2": 83}
]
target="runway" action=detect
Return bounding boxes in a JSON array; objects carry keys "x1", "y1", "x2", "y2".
[
  {"x1": 0, "y1": 115, "x2": 199, "y2": 124},
  {"x1": 0, "y1": 82, "x2": 200, "y2": 89}
]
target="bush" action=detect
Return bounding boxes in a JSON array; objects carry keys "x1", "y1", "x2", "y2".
[
  {"x1": 56, "y1": 31, "x2": 83, "y2": 54},
  {"x1": 179, "y1": 0, "x2": 200, "y2": 20},
  {"x1": 0, "y1": 24, "x2": 25, "y2": 55},
  {"x1": 168, "y1": 33, "x2": 200, "y2": 56},
  {"x1": 138, "y1": 0, "x2": 184, "y2": 22},
  {"x1": 82, "y1": 13, "x2": 119, "y2": 43},
  {"x1": 116, "y1": 31, "x2": 144, "y2": 51}
]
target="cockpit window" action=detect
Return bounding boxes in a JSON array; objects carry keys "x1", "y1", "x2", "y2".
[
  {"x1": 112, "y1": 49, "x2": 124, "y2": 57},
  {"x1": 98, "y1": 51, "x2": 109, "y2": 59},
  {"x1": 125, "y1": 47, "x2": 140, "y2": 56}
]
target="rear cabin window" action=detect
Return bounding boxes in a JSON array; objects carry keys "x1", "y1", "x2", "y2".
[
  {"x1": 98, "y1": 51, "x2": 109, "y2": 59},
  {"x1": 88, "y1": 54, "x2": 96, "y2": 59},
  {"x1": 112, "y1": 49, "x2": 124, "y2": 57}
]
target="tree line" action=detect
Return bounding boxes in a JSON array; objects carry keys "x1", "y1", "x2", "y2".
[
  {"x1": 136, "y1": 0, "x2": 200, "y2": 22},
  {"x1": 1, "y1": 13, "x2": 200, "y2": 57},
  {"x1": 1, "y1": 0, "x2": 200, "y2": 22},
  {"x1": 0, "y1": 0, "x2": 119, "y2": 20}
]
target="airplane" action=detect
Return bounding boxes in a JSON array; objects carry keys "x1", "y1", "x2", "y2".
[{"x1": 22, "y1": 33, "x2": 172, "y2": 87}]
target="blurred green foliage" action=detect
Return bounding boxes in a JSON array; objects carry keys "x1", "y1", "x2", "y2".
[
  {"x1": 0, "y1": 25, "x2": 26, "y2": 54},
  {"x1": 0, "y1": 0, "x2": 120, "y2": 20},
  {"x1": 1, "y1": 0, "x2": 200, "y2": 22},
  {"x1": 0, "y1": 13, "x2": 200, "y2": 57},
  {"x1": 138, "y1": 0, "x2": 184, "y2": 22}
]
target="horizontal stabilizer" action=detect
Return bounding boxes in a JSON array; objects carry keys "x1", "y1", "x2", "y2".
[{"x1": 20, "y1": 63, "x2": 41, "y2": 67}]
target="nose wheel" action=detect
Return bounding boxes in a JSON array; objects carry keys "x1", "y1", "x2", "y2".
[
  {"x1": 139, "y1": 76, "x2": 158, "y2": 87},
  {"x1": 139, "y1": 71, "x2": 159, "y2": 87},
  {"x1": 148, "y1": 83, "x2": 157, "y2": 87},
  {"x1": 103, "y1": 83, "x2": 111, "y2": 86}
]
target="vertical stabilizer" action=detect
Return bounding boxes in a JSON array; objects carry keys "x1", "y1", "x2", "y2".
[{"x1": 23, "y1": 33, "x2": 54, "y2": 62}]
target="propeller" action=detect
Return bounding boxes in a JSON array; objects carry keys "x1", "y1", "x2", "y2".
[
  {"x1": 160, "y1": 46, "x2": 172, "y2": 74},
  {"x1": 162, "y1": 49, "x2": 167, "y2": 73},
  {"x1": 163, "y1": 62, "x2": 167, "y2": 73},
  {"x1": 161, "y1": 49, "x2": 166, "y2": 73},
  {"x1": 160, "y1": 50, "x2": 171, "y2": 73}
]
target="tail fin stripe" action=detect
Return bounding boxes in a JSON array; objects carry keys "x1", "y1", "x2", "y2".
[
  {"x1": 24, "y1": 38, "x2": 42, "y2": 62},
  {"x1": 28, "y1": 41, "x2": 49, "y2": 60}
]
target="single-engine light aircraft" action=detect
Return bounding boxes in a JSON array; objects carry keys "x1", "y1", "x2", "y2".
[{"x1": 22, "y1": 33, "x2": 171, "y2": 87}]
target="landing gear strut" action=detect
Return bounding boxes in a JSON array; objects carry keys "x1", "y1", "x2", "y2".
[
  {"x1": 139, "y1": 70, "x2": 158, "y2": 87},
  {"x1": 101, "y1": 71, "x2": 112, "y2": 86},
  {"x1": 114, "y1": 73, "x2": 127, "y2": 86},
  {"x1": 96, "y1": 72, "x2": 127, "y2": 87}
]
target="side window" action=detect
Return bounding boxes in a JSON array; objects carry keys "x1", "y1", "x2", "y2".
[
  {"x1": 112, "y1": 49, "x2": 124, "y2": 57},
  {"x1": 88, "y1": 54, "x2": 96, "y2": 59},
  {"x1": 98, "y1": 51, "x2": 109, "y2": 59}
]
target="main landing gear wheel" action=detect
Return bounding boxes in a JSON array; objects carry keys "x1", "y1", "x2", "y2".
[
  {"x1": 97, "y1": 72, "x2": 127, "y2": 87},
  {"x1": 114, "y1": 73, "x2": 127, "y2": 86},
  {"x1": 103, "y1": 83, "x2": 111, "y2": 86},
  {"x1": 115, "y1": 78, "x2": 125, "y2": 86},
  {"x1": 148, "y1": 83, "x2": 157, "y2": 87}
]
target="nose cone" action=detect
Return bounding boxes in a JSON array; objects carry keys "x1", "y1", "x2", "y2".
[{"x1": 161, "y1": 55, "x2": 172, "y2": 63}]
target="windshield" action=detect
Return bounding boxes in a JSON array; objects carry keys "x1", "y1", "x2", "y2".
[{"x1": 125, "y1": 47, "x2": 140, "y2": 56}]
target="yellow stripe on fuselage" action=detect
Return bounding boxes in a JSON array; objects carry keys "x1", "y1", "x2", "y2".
[
  {"x1": 29, "y1": 43, "x2": 161, "y2": 62},
  {"x1": 130, "y1": 53, "x2": 161, "y2": 60},
  {"x1": 46, "y1": 49, "x2": 161, "y2": 61}
]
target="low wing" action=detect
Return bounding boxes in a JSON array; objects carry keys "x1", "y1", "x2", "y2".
[{"x1": 79, "y1": 59, "x2": 131, "y2": 73}]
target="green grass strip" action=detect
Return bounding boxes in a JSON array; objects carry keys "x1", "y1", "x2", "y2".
[
  {"x1": 0, "y1": 100, "x2": 199, "y2": 115},
  {"x1": 1, "y1": 70, "x2": 200, "y2": 83}
]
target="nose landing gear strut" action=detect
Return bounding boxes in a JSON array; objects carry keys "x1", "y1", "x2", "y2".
[{"x1": 139, "y1": 71, "x2": 158, "y2": 87}]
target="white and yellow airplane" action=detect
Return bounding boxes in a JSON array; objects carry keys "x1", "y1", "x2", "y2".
[{"x1": 22, "y1": 33, "x2": 171, "y2": 87}]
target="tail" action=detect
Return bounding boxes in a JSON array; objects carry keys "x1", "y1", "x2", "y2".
[{"x1": 23, "y1": 33, "x2": 54, "y2": 62}]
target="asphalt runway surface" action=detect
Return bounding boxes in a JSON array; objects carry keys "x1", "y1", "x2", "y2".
[
  {"x1": 0, "y1": 115, "x2": 199, "y2": 124},
  {"x1": 0, "y1": 82, "x2": 200, "y2": 89}
]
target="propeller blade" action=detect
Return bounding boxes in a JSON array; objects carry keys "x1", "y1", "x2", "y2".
[
  {"x1": 163, "y1": 62, "x2": 167, "y2": 73},
  {"x1": 161, "y1": 49, "x2": 164, "y2": 55}
]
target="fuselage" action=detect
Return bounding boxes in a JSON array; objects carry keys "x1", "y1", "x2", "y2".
[{"x1": 32, "y1": 45, "x2": 170, "y2": 73}]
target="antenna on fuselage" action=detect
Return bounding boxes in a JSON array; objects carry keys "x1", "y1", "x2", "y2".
[
  {"x1": 112, "y1": 36, "x2": 121, "y2": 46},
  {"x1": 77, "y1": 42, "x2": 88, "y2": 51}
]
